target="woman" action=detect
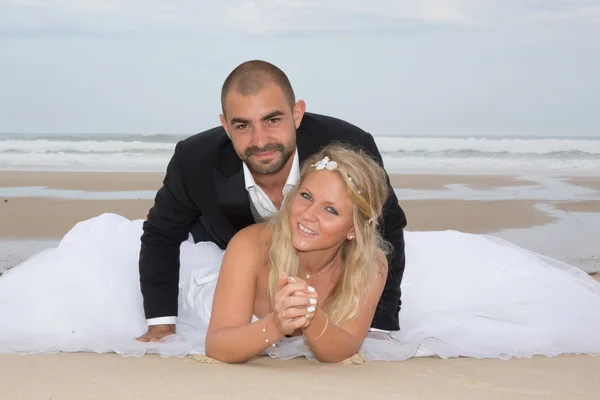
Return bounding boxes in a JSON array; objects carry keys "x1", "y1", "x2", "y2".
[
  {"x1": 0, "y1": 145, "x2": 599, "y2": 361},
  {"x1": 205, "y1": 144, "x2": 391, "y2": 363}
]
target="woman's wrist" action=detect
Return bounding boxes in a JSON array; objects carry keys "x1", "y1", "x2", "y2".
[
  {"x1": 263, "y1": 313, "x2": 285, "y2": 346},
  {"x1": 303, "y1": 307, "x2": 329, "y2": 341}
]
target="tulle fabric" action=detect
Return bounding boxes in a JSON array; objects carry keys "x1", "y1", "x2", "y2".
[{"x1": 1, "y1": 213, "x2": 599, "y2": 360}]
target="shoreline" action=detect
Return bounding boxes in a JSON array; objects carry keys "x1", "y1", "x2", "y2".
[{"x1": 1, "y1": 170, "x2": 598, "y2": 273}]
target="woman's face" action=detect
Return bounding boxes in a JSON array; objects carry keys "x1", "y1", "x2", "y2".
[{"x1": 288, "y1": 170, "x2": 355, "y2": 252}]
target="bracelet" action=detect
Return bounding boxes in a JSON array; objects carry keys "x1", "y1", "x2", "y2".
[
  {"x1": 262, "y1": 313, "x2": 277, "y2": 347},
  {"x1": 307, "y1": 313, "x2": 329, "y2": 341}
]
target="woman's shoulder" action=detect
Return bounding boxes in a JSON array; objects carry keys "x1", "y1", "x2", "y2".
[{"x1": 227, "y1": 222, "x2": 272, "y2": 254}]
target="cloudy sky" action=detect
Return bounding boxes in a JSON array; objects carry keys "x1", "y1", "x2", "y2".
[{"x1": 1, "y1": 0, "x2": 599, "y2": 136}]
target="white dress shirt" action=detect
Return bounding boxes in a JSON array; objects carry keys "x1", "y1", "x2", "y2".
[{"x1": 146, "y1": 149, "x2": 300, "y2": 327}]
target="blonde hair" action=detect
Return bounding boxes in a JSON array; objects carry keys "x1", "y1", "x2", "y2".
[{"x1": 267, "y1": 143, "x2": 391, "y2": 326}]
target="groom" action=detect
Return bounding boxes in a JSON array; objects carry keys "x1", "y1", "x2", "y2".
[{"x1": 136, "y1": 60, "x2": 407, "y2": 342}]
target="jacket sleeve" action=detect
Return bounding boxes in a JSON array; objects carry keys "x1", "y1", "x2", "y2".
[
  {"x1": 360, "y1": 133, "x2": 407, "y2": 331},
  {"x1": 138, "y1": 140, "x2": 202, "y2": 320}
]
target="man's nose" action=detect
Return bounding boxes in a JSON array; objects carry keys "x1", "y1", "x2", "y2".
[{"x1": 251, "y1": 125, "x2": 269, "y2": 148}]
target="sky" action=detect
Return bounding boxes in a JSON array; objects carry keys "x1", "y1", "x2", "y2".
[{"x1": 0, "y1": 0, "x2": 599, "y2": 137}]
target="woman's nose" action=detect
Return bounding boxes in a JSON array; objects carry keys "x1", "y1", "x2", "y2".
[{"x1": 300, "y1": 204, "x2": 317, "y2": 221}]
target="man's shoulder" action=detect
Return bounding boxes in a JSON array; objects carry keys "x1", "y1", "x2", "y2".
[
  {"x1": 179, "y1": 126, "x2": 229, "y2": 150},
  {"x1": 173, "y1": 126, "x2": 233, "y2": 165},
  {"x1": 300, "y1": 112, "x2": 373, "y2": 142}
]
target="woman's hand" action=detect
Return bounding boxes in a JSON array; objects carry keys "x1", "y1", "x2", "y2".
[{"x1": 273, "y1": 273, "x2": 319, "y2": 335}]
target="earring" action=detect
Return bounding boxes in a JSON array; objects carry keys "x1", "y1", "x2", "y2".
[{"x1": 348, "y1": 235, "x2": 354, "y2": 240}]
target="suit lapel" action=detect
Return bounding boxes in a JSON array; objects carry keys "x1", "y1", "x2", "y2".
[
  {"x1": 213, "y1": 148, "x2": 255, "y2": 238},
  {"x1": 297, "y1": 118, "x2": 321, "y2": 165}
]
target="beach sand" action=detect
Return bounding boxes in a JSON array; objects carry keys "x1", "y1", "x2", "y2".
[
  {"x1": 389, "y1": 173, "x2": 539, "y2": 190},
  {"x1": 0, "y1": 172, "x2": 569, "y2": 239},
  {"x1": 565, "y1": 177, "x2": 600, "y2": 191},
  {"x1": 1, "y1": 171, "x2": 600, "y2": 399},
  {"x1": 2, "y1": 352, "x2": 600, "y2": 400}
]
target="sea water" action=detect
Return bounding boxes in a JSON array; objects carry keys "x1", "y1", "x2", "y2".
[{"x1": 1, "y1": 133, "x2": 599, "y2": 175}]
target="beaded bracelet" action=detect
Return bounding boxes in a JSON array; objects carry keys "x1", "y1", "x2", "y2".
[{"x1": 262, "y1": 313, "x2": 277, "y2": 347}]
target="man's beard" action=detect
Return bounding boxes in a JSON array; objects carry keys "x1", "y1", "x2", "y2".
[{"x1": 243, "y1": 142, "x2": 294, "y2": 175}]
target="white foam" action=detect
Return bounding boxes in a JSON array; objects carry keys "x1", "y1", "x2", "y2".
[
  {"x1": 1, "y1": 135, "x2": 599, "y2": 174},
  {"x1": 373, "y1": 136, "x2": 600, "y2": 155}
]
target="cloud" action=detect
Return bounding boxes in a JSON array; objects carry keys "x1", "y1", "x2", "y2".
[
  {"x1": 0, "y1": 0, "x2": 484, "y2": 38},
  {"x1": 0, "y1": 0, "x2": 598, "y2": 38}
]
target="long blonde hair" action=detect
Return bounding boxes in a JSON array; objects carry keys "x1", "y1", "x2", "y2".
[{"x1": 267, "y1": 143, "x2": 391, "y2": 326}]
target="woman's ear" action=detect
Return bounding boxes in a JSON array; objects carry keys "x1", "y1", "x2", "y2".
[{"x1": 346, "y1": 228, "x2": 356, "y2": 241}]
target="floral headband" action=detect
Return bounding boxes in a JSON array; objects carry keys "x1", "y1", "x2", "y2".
[
  {"x1": 311, "y1": 155, "x2": 358, "y2": 192},
  {"x1": 311, "y1": 156, "x2": 376, "y2": 225}
]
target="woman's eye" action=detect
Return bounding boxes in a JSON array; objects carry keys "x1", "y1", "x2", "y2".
[
  {"x1": 300, "y1": 192, "x2": 311, "y2": 200},
  {"x1": 326, "y1": 207, "x2": 338, "y2": 215}
]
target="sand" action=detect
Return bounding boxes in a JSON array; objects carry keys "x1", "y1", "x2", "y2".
[
  {"x1": 0, "y1": 197, "x2": 152, "y2": 239},
  {"x1": 2, "y1": 353, "x2": 600, "y2": 400},
  {"x1": 0, "y1": 197, "x2": 563, "y2": 239},
  {"x1": 565, "y1": 177, "x2": 600, "y2": 191},
  {"x1": 553, "y1": 200, "x2": 600, "y2": 213},
  {"x1": 0, "y1": 171, "x2": 164, "y2": 192},
  {"x1": 389, "y1": 174, "x2": 538, "y2": 190},
  {"x1": 0, "y1": 172, "x2": 565, "y2": 239},
  {"x1": 2, "y1": 171, "x2": 600, "y2": 398}
]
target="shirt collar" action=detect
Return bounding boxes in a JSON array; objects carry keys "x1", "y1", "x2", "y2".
[{"x1": 243, "y1": 148, "x2": 300, "y2": 192}]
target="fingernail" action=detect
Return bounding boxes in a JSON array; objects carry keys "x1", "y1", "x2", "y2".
[
  {"x1": 305, "y1": 314, "x2": 310, "y2": 318},
  {"x1": 288, "y1": 277, "x2": 296, "y2": 282},
  {"x1": 308, "y1": 286, "x2": 315, "y2": 292},
  {"x1": 280, "y1": 272, "x2": 286, "y2": 277},
  {"x1": 307, "y1": 306, "x2": 316, "y2": 312},
  {"x1": 310, "y1": 298, "x2": 317, "y2": 305}
]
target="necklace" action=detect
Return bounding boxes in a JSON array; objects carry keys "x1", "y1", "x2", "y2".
[{"x1": 302, "y1": 251, "x2": 341, "y2": 280}]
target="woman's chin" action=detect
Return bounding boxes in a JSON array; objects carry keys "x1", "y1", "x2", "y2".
[{"x1": 292, "y1": 237, "x2": 316, "y2": 252}]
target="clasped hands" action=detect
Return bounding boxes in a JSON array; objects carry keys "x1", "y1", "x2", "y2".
[
  {"x1": 271, "y1": 272, "x2": 320, "y2": 337},
  {"x1": 136, "y1": 272, "x2": 319, "y2": 343}
]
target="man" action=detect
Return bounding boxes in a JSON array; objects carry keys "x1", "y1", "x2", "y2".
[{"x1": 137, "y1": 60, "x2": 407, "y2": 342}]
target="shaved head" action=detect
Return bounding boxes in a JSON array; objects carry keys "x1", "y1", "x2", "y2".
[{"x1": 221, "y1": 60, "x2": 296, "y2": 114}]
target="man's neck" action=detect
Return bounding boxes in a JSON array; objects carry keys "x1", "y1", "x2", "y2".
[{"x1": 252, "y1": 151, "x2": 295, "y2": 194}]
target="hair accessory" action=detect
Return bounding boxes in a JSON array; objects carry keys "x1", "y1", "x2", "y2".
[
  {"x1": 311, "y1": 156, "x2": 338, "y2": 171},
  {"x1": 347, "y1": 176, "x2": 361, "y2": 194}
]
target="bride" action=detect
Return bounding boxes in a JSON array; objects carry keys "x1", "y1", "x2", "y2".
[{"x1": 1, "y1": 145, "x2": 599, "y2": 362}]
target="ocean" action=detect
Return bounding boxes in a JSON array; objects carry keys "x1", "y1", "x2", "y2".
[{"x1": 1, "y1": 133, "x2": 599, "y2": 175}]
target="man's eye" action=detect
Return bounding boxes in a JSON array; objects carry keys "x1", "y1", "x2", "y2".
[
  {"x1": 267, "y1": 118, "x2": 280, "y2": 124},
  {"x1": 236, "y1": 124, "x2": 248, "y2": 130}
]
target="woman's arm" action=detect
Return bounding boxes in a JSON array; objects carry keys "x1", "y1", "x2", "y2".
[
  {"x1": 205, "y1": 226, "x2": 314, "y2": 363},
  {"x1": 204, "y1": 226, "x2": 279, "y2": 363},
  {"x1": 301, "y1": 255, "x2": 388, "y2": 363}
]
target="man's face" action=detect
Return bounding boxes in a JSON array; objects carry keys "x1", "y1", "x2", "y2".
[{"x1": 220, "y1": 83, "x2": 305, "y2": 176}]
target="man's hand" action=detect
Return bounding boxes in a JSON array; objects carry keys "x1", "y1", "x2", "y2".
[{"x1": 136, "y1": 324, "x2": 176, "y2": 342}]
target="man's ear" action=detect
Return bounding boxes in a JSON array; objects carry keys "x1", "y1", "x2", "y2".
[
  {"x1": 219, "y1": 114, "x2": 231, "y2": 139},
  {"x1": 292, "y1": 100, "x2": 306, "y2": 129}
]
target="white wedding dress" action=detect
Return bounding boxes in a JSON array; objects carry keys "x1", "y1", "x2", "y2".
[{"x1": 1, "y1": 213, "x2": 599, "y2": 361}]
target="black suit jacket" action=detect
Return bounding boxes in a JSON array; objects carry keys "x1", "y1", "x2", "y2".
[{"x1": 139, "y1": 112, "x2": 407, "y2": 331}]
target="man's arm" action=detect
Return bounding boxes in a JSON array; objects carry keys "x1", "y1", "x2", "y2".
[
  {"x1": 138, "y1": 140, "x2": 202, "y2": 327},
  {"x1": 360, "y1": 133, "x2": 407, "y2": 331}
]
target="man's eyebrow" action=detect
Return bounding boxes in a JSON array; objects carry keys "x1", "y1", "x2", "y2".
[
  {"x1": 261, "y1": 110, "x2": 285, "y2": 121},
  {"x1": 230, "y1": 117, "x2": 251, "y2": 125}
]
